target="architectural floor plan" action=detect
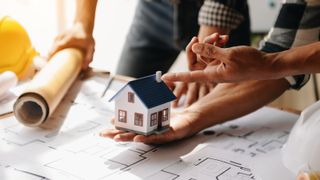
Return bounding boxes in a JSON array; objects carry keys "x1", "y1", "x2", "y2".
[
  {"x1": 0, "y1": 75, "x2": 299, "y2": 179},
  {"x1": 145, "y1": 146, "x2": 255, "y2": 180}
]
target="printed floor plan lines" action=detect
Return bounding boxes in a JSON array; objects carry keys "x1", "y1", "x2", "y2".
[
  {"x1": 0, "y1": 165, "x2": 50, "y2": 180},
  {"x1": 104, "y1": 145, "x2": 157, "y2": 171},
  {"x1": 145, "y1": 146, "x2": 255, "y2": 180},
  {"x1": 0, "y1": 74, "x2": 300, "y2": 180}
]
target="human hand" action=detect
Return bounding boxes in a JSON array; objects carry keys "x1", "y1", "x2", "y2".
[
  {"x1": 162, "y1": 33, "x2": 223, "y2": 107},
  {"x1": 167, "y1": 81, "x2": 214, "y2": 108},
  {"x1": 48, "y1": 23, "x2": 95, "y2": 71},
  {"x1": 99, "y1": 109, "x2": 203, "y2": 144},
  {"x1": 187, "y1": 33, "x2": 229, "y2": 71},
  {"x1": 163, "y1": 45, "x2": 271, "y2": 83}
]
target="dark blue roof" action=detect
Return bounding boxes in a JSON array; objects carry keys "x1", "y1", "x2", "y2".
[{"x1": 109, "y1": 74, "x2": 176, "y2": 108}]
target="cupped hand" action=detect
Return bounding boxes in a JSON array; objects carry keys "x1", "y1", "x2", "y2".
[
  {"x1": 168, "y1": 81, "x2": 214, "y2": 108},
  {"x1": 99, "y1": 110, "x2": 203, "y2": 144},
  {"x1": 161, "y1": 33, "x2": 224, "y2": 107},
  {"x1": 48, "y1": 23, "x2": 95, "y2": 71}
]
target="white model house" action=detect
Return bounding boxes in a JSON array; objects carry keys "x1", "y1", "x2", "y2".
[{"x1": 109, "y1": 71, "x2": 176, "y2": 135}]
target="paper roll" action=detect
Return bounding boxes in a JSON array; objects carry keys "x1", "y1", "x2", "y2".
[{"x1": 13, "y1": 48, "x2": 83, "y2": 127}]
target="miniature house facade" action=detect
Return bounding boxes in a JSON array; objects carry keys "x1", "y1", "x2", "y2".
[{"x1": 109, "y1": 72, "x2": 176, "y2": 135}]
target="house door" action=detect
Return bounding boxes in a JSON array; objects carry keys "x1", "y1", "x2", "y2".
[{"x1": 157, "y1": 110, "x2": 163, "y2": 130}]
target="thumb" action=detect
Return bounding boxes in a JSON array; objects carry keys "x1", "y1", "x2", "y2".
[
  {"x1": 82, "y1": 46, "x2": 94, "y2": 70},
  {"x1": 218, "y1": 35, "x2": 229, "y2": 46}
]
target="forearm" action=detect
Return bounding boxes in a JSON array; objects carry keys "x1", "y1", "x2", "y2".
[
  {"x1": 74, "y1": 0, "x2": 98, "y2": 34},
  {"x1": 185, "y1": 79, "x2": 290, "y2": 134},
  {"x1": 270, "y1": 42, "x2": 320, "y2": 76}
]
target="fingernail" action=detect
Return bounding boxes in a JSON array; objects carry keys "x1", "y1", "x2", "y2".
[
  {"x1": 114, "y1": 136, "x2": 121, "y2": 142},
  {"x1": 192, "y1": 44, "x2": 203, "y2": 53},
  {"x1": 161, "y1": 74, "x2": 168, "y2": 80},
  {"x1": 134, "y1": 138, "x2": 142, "y2": 142},
  {"x1": 220, "y1": 35, "x2": 228, "y2": 40}
]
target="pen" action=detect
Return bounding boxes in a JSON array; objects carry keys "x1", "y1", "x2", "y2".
[{"x1": 101, "y1": 75, "x2": 114, "y2": 98}]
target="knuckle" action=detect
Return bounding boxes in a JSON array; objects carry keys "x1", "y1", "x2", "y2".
[{"x1": 204, "y1": 46, "x2": 214, "y2": 57}]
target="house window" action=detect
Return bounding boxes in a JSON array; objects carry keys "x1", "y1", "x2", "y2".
[
  {"x1": 118, "y1": 110, "x2": 127, "y2": 123},
  {"x1": 150, "y1": 113, "x2": 157, "y2": 127},
  {"x1": 162, "y1": 109, "x2": 168, "y2": 121},
  {"x1": 134, "y1": 113, "x2": 143, "y2": 127},
  {"x1": 128, "y1": 92, "x2": 134, "y2": 103}
]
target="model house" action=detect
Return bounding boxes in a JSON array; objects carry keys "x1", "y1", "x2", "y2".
[{"x1": 109, "y1": 71, "x2": 176, "y2": 135}]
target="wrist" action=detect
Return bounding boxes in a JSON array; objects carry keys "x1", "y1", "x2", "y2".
[
  {"x1": 73, "y1": 21, "x2": 94, "y2": 36},
  {"x1": 186, "y1": 102, "x2": 224, "y2": 134},
  {"x1": 264, "y1": 52, "x2": 291, "y2": 79}
]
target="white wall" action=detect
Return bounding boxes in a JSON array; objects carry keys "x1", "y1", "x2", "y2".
[
  {"x1": 62, "y1": 0, "x2": 138, "y2": 73},
  {"x1": 0, "y1": 0, "x2": 138, "y2": 72},
  {"x1": 248, "y1": 0, "x2": 281, "y2": 33},
  {"x1": 92, "y1": 0, "x2": 138, "y2": 72}
]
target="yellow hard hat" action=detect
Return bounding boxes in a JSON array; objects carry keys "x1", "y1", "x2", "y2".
[{"x1": 0, "y1": 16, "x2": 38, "y2": 80}]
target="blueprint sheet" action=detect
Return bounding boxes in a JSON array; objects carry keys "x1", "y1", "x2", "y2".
[{"x1": 0, "y1": 75, "x2": 299, "y2": 180}]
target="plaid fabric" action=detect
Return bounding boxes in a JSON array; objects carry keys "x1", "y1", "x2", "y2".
[
  {"x1": 260, "y1": 0, "x2": 320, "y2": 90},
  {"x1": 198, "y1": 0, "x2": 246, "y2": 30}
]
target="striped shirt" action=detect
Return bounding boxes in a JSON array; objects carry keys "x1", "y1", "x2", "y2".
[{"x1": 260, "y1": 0, "x2": 320, "y2": 89}]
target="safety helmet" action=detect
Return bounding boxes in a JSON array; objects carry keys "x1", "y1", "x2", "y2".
[
  {"x1": 0, "y1": 16, "x2": 37, "y2": 79},
  {"x1": 282, "y1": 100, "x2": 320, "y2": 175}
]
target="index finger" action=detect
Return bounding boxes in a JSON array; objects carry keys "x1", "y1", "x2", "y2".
[{"x1": 162, "y1": 71, "x2": 210, "y2": 83}]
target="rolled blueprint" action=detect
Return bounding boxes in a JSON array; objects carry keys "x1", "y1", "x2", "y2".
[{"x1": 13, "y1": 48, "x2": 83, "y2": 127}]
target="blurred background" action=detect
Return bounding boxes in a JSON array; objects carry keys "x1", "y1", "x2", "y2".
[{"x1": 0, "y1": 0, "x2": 318, "y2": 111}]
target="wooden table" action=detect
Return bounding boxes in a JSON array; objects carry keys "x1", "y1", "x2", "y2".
[
  {"x1": 0, "y1": 72, "x2": 300, "y2": 122},
  {"x1": 0, "y1": 71, "x2": 134, "y2": 120}
]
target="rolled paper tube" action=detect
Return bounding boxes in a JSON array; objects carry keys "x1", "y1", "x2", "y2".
[{"x1": 14, "y1": 48, "x2": 83, "y2": 127}]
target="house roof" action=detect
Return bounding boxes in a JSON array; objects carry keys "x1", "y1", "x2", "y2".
[{"x1": 109, "y1": 74, "x2": 176, "y2": 108}]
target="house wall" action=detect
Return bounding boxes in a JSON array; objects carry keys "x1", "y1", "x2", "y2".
[
  {"x1": 146, "y1": 102, "x2": 171, "y2": 133},
  {"x1": 114, "y1": 86, "x2": 148, "y2": 133}
]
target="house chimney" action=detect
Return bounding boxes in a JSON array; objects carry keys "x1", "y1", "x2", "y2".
[{"x1": 156, "y1": 71, "x2": 162, "y2": 83}]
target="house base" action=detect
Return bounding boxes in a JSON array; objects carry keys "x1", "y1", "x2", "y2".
[
  {"x1": 115, "y1": 126, "x2": 170, "y2": 136},
  {"x1": 153, "y1": 126, "x2": 170, "y2": 135}
]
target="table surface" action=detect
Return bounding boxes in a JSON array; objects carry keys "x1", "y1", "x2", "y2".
[
  {"x1": 0, "y1": 72, "x2": 302, "y2": 180},
  {"x1": 0, "y1": 72, "x2": 300, "y2": 121},
  {"x1": 0, "y1": 72, "x2": 134, "y2": 120}
]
